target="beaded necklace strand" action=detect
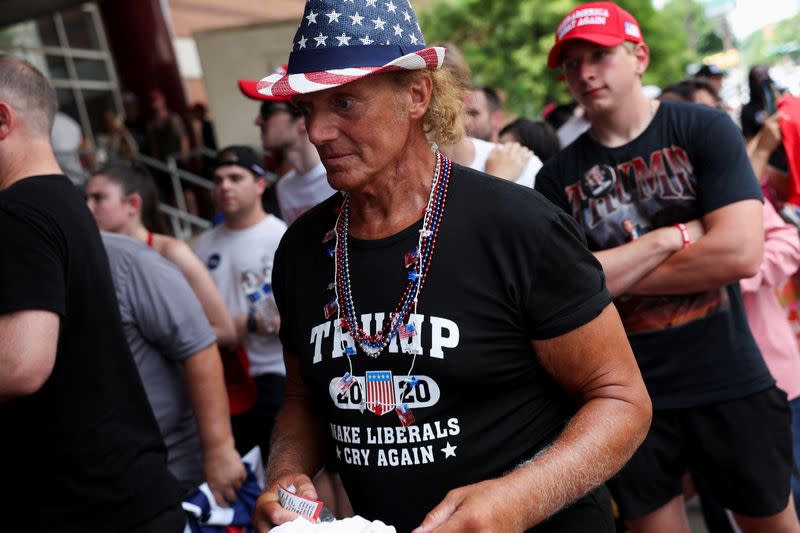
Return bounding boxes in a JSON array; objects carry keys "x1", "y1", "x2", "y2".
[{"x1": 326, "y1": 150, "x2": 452, "y2": 422}]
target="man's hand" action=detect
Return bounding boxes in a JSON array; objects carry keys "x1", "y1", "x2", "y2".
[
  {"x1": 254, "y1": 473, "x2": 318, "y2": 533},
  {"x1": 485, "y1": 142, "x2": 533, "y2": 181},
  {"x1": 412, "y1": 478, "x2": 526, "y2": 533},
  {"x1": 204, "y1": 444, "x2": 246, "y2": 506}
]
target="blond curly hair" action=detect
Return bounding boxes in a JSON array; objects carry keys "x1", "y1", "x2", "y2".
[{"x1": 391, "y1": 68, "x2": 464, "y2": 147}]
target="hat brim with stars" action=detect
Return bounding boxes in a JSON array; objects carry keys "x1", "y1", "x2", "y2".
[{"x1": 257, "y1": 0, "x2": 445, "y2": 97}]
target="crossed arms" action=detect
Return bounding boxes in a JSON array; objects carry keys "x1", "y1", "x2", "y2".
[{"x1": 596, "y1": 199, "x2": 763, "y2": 298}]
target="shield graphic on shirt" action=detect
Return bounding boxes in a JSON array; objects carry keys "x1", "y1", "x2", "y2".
[{"x1": 365, "y1": 371, "x2": 395, "y2": 416}]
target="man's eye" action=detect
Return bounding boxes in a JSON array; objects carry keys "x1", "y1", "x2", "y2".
[
  {"x1": 563, "y1": 59, "x2": 578, "y2": 70},
  {"x1": 336, "y1": 99, "x2": 353, "y2": 110},
  {"x1": 592, "y1": 50, "x2": 608, "y2": 60}
]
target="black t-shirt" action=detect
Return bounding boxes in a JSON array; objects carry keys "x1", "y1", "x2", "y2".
[
  {"x1": 0, "y1": 175, "x2": 182, "y2": 531},
  {"x1": 536, "y1": 101, "x2": 773, "y2": 410},
  {"x1": 273, "y1": 165, "x2": 612, "y2": 532}
]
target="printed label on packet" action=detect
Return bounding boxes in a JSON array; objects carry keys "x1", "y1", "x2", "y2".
[{"x1": 278, "y1": 483, "x2": 324, "y2": 521}]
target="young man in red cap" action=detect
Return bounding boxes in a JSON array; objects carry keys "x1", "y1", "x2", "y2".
[{"x1": 536, "y1": 2, "x2": 799, "y2": 532}]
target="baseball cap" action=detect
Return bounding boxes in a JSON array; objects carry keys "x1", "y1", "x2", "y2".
[
  {"x1": 238, "y1": 65, "x2": 290, "y2": 102},
  {"x1": 696, "y1": 64, "x2": 726, "y2": 78},
  {"x1": 213, "y1": 146, "x2": 267, "y2": 177},
  {"x1": 547, "y1": 2, "x2": 643, "y2": 68}
]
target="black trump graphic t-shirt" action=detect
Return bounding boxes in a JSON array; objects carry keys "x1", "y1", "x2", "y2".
[
  {"x1": 536, "y1": 100, "x2": 773, "y2": 410},
  {"x1": 273, "y1": 165, "x2": 612, "y2": 531}
]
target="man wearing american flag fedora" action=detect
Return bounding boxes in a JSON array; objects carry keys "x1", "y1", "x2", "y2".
[{"x1": 253, "y1": 1, "x2": 651, "y2": 532}]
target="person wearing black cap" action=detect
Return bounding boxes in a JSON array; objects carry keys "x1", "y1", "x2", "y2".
[
  {"x1": 193, "y1": 145, "x2": 288, "y2": 464},
  {"x1": 695, "y1": 63, "x2": 726, "y2": 94}
]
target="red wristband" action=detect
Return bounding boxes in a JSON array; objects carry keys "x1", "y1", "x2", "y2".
[{"x1": 675, "y1": 223, "x2": 691, "y2": 248}]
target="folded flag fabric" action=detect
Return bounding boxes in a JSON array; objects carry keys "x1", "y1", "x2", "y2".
[{"x1": 183, "y1": 447, "x2": 265, "y2": 533}]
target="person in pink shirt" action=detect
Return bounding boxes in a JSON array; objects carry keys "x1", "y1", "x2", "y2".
[{"x1": 741, "y1": 182, "x2": 800, "y2": 517}]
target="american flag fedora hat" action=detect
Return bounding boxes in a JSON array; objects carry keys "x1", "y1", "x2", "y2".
[{"x1": 257, "y1": 0, "x2": 445, "y2": 97}]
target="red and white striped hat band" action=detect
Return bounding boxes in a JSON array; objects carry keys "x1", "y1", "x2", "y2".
[{"x1": 257, "y1": 47, "x2": 445, "y2": 97}]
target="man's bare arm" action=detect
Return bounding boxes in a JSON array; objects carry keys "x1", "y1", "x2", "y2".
[
  {"x1": 253, "y1": 351, "x2": 328, "y2": 532},
  {"x1": 184, "y1": 343, "x2": 246, "y2": 505},
  {"x1": 413, "y1": 304, "x2": 651, "y2": 532},
  {"x1": 0, "y1": 310, "x2": 59, "y2": 403},
  {"x1": 629, "y1": 200, "x2": 763, "y2": 295}
]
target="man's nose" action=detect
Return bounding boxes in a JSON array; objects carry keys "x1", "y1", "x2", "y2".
[{"x1": 305, "y1": 110, "x2": 337, "y2": 146}]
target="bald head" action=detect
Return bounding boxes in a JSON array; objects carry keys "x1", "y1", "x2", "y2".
[{"x1": 0, "y1": 55, "x2": 57, "y2": 138}]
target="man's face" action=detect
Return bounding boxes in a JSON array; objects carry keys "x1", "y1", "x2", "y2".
[
  {"x1": 211, "y1": 165, "x2": 263, "y2": 218},
  {"x1": 561, "y1": 41, "x2": 644, "y2": 116},
  {"x1": 254, "y1": 102, "x2": 299, "y2": 152},
  {"x1": 706, "y1": 75, "x2": 723, "y2": 93},
  {"x1": 293, "y1": 73, "x2": 420, "y2": 192},
  {"x1": 692, "y1": 88, "x2": 718, "y2": 109},
  {"x1": 151, "y1": 97, "x2": 166, "y2": 114},
  {"x1": 463, "y1": 89, "x2": 494, "y2": 141}
]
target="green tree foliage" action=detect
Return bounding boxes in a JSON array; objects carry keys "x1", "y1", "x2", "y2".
[
  {"x1": 418, "y1": 0, "x2": 704, "y2": 116},
  {"x1": 741, "y1": 13, "x2": 800, "y2": 67}
]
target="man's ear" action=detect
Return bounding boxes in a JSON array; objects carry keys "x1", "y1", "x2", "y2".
[
  {"x1": 256, "y1": 176, "x2": 267, "y2": 195},
  {"x1": 634, "y1": 42, "x2": 650, "y2": 77},
  {"x1": 0, "y1": 102, "x2": 16, "y2": 141},
  {"x1": 407, "y1": 74, "x2": 433, "y2": 120}
]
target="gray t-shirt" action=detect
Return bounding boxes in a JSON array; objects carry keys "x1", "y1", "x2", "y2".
[{"x1": 101, "y1": 232, "x2": 216, "y2": 489}]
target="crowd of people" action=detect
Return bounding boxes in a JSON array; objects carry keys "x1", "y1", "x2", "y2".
[{"x1": 3, "y1": 0, "x2": 800, "y2": 532}]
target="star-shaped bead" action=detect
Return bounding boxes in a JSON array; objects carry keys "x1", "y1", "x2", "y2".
[
  {"x1": 336, "y1": 33, "x2": 351, "y2": 46},
  {"x1": 441, "y1": 441, "x2": 457, "y2": 459},
  {"x1": 350, "y1": 12, "x2": 364, "y2": 26},
  {"x1": 372, "y1": 17, "x2": 386, "y2": 30},
  {"x1": 386, "y1": 0, "x2": 397, "y2": 13},
  {"x1": 306, "y1": 10, "x2": 317, "y2": 24},
  {"x1": 409, "y1": 34, "x2": 418, "y2": 45},
  {"x1": 297, "y1": 35, "x2": 308, "y2": 49},
  {"x1": 359, "y1": 35, "x2": 374, "y2": 45},
  {"x1": 314, "y1": 33, "x2": 328, "y2": 47},
  {"x1": 403, "y1": 10, "x2": 412, "y2": 22},
  {"x1": 326, "y1": 9, "x2": 341, "y2": 23},
  {"x1": 393, "y1": 23, "x2": 403, "y2": 36}
]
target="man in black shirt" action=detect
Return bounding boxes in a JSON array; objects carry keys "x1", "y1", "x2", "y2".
[
  {"x1": 251, "y1": 2, "x2": 652, "y2": 533},
  {"x1": 0, "y1": 55, "x2": 185, "y2": 531},
  {"x1": 537, "y1": 3, "x2": 798, "y2": 532}
]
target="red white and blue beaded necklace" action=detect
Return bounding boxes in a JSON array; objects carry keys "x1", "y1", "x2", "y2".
[{"x1": 322, "y1": 149, "x2": 452, "y2": 424}]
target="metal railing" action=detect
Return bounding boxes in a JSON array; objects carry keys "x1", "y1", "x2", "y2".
[{"x1": 71, "y1": 146, "x2": 216, "y2": 242}]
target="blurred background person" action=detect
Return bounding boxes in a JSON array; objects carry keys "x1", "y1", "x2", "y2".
[
  {"x1": 51, "y1": 109, "x2": 86, "y2": 186},
  {"x1": 741, "y1": 65, "x2": 778, "y2": 141},
  {"x1": 85, "y1": 162, "x2": 237, "y2": 346},
  {"x1": 499, "y1": 117, "x2": 561, "y2": 163},
  {"x1": 463, "y1": 85, "x2": 504, "y2": 143},
  {"x1": 102, "y1": 230, "x2": 246, "y2": 503}
]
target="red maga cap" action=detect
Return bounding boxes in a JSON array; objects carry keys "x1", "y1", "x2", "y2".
[
  {"x1": 237, "y1": 64, "x2": 290, "y2": 102},
  {"x1": 547, "y1": 2, "x2": 642, "y2": 68}
]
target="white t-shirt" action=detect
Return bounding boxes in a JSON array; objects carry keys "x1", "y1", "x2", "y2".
[
  {"x1": 276, "y1": 162, "x2": 335, "y2": 225},
  {"x1": 51, "y1": 112, "x2": 84, "y2": 185},
  {"x1": 193, "y1": 215, "x2": 288, "y2": 377},
  {"x1": 466, "y1": 137, "x2": 542, "y2": 188}
]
